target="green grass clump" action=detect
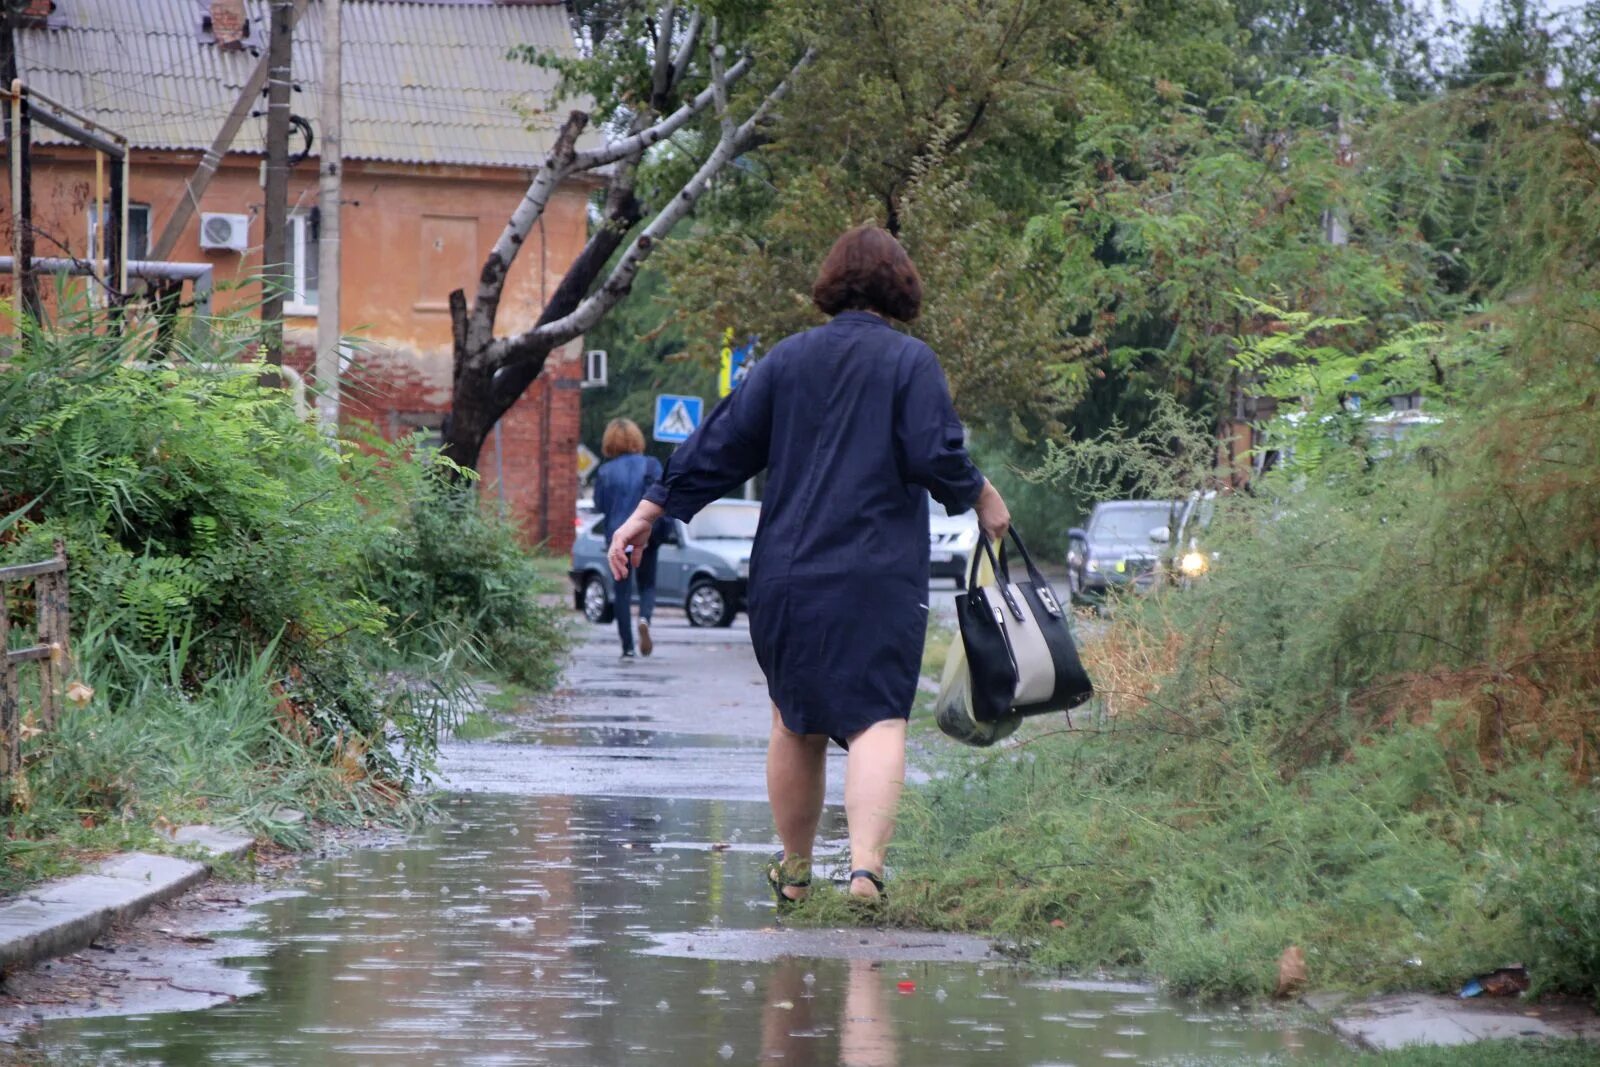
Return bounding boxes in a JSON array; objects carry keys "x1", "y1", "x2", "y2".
[
  {"x1": 452, "y1": 712, "x2": 514, "y2": 742},
  {"x1": 1336, "y1": 1040, "x2": 1600, "y2": 1066}
]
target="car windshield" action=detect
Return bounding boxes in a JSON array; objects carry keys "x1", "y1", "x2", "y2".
[
  {"x1": 1090, "y1": 503, "x2": 1176, "y2": 541},
  {"x1": 689, "y1": 503, "x2": 760, "y2": 540}
]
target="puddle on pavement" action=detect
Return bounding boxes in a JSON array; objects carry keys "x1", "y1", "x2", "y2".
[
  {"x1": 20, "y1": 793, "x2": 1344, "y2": 1065},
  {"x1": 493, "y1": 723, "x2": 755, "y2": 750}
]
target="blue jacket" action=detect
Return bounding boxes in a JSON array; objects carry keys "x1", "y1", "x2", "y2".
[{"x1": 593, "y1": 452, "x2": 664, "y2": 541}]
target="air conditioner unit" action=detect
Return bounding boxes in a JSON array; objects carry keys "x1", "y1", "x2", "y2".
[
  {"x1": 582, "y1": 349, "x2": 608, "y2": 389},
  {"x1": 199, "y1": 212, "x2": 250, "y2": 252}
]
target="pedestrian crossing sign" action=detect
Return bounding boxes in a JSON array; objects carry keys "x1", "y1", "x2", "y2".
[{"x1": 653, "y1": 394, "x2": 703, "y2": 444}]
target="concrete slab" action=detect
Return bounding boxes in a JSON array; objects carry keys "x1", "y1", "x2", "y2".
[
  {"x1": 1332, "y1": 993, "x2": 1585, "y2": 1051},
  {"x1": 0, "y1": 853, "x2": 210, "y2": 970},
  {"x1": 159, "y1": 825, "x2": 255, "y2": 860},
  {"x1": 638, "y1": 927, "x2": 1002, "y2": 963}
]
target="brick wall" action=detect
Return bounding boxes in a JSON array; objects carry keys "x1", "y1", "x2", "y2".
[{"x1": 288, "y1": 339, "x2": 582, "y2": 555}]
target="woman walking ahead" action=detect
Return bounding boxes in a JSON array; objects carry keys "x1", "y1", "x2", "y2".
[
  {"x1": 609, "y1": 227, "x2": 1010, "y2": 901},
  {"x1": 593, "y1": 418, "x2": 662, "y2": 659}
]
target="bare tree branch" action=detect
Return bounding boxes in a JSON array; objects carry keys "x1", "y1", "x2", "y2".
[
  {"x1": 570, "y1": 54, "x2": 751, "y2": 169},
  {"x1": 707, "y1": 23, "x2": 736, "y2": 142},
  {"x1": 670, "y1": 10, "x2": 703, "y2": 90},
  {"x1": 649, "y1": 1, "x2": 678, "y2": 112},
  {"x1": 493, "y1": 48, "x2": 816, "y2": 360},
  {"x1": 466, "y1": 110, "x2": 589, "y2": 360},
  {"x1": 463, "y1": 52, "x2": 754, "y2": 368}
]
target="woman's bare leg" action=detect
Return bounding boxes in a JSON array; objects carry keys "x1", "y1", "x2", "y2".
[
  {"x1": 844, "y1": 718, "x2": 906, "y2": 898},
  {"x1": 767, "y1": 704, "x2": 827, "y2": 899}
]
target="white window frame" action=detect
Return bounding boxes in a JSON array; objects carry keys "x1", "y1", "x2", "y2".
[
  {"x1": 86, "y1": 202, "x2": 150, "y2": 305},
  {"x1": 285, "y1": 210, "x2": 319, "y2": 315},
  {"x1": 86, "y1": 202, "x2": 151, "y2": 265}
]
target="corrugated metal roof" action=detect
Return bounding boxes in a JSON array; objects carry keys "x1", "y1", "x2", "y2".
[{"x1": 14, "y1": 0, "x2": 586, "y2": 168}]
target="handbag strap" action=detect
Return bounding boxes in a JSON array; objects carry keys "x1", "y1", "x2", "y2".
[
  {"x1": 969, "y1": 535, "x2": 1025, "y2": 622},
  {"x1": 997, "y1": 526, "x2": 1065, "y2": 620}
]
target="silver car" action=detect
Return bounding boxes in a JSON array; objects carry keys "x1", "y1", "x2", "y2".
[{"x1": 569, "y1": 498, "x2": 757, "y2": 628}]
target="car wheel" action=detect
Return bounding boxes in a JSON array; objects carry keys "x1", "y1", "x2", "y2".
[
  {"x1": 686, "y1": 579, "x2": 734, "y2": 628},
  {"x1": 583, "y1": 573, "x2": 614, "y2": 624}
]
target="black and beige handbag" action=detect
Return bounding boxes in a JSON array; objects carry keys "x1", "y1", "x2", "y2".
[{"x1": 954, "y1": 527, "x2": 1094, "y2": 724}]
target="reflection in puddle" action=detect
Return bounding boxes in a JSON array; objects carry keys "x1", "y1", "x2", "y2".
[{"x1": 22, "y1": 793, "x2": 1342, "y2": 1065}]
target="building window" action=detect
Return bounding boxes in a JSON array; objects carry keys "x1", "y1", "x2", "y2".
[
  {"x1": 87, "y1": 202, "x2": 151, "y2": 264},
  {"x1": 286, "y1": 209, "x2": 320, "y2": 315}
]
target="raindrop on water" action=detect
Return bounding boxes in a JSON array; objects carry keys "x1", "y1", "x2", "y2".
[
  {"x1": 741, "y1": 979, "x2": 756, "y2": 994},
  {"x1": 718, "y1": 1044, "x2": 734, "y2": 1059},
  {"x1": 935, "y1": 988, "x2": 948, "y2": 1002},
  {"x1": 802, "y1": 973, "x2": 815, "y2": 986},
  {"x1": 657, "y1": 1000, "x2": 670, "y2": 1012},
  {"x1": 475, "y1": 885, "x2": 489, "y2": 894}
]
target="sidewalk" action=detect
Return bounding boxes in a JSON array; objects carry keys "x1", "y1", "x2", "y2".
[{"x1": 0, "y1": 823, "x2": 269, "y2": 974}]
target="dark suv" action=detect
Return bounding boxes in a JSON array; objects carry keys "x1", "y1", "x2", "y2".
[
  {"x1": 1065, "y1": 494, "x2": 1215, "y2": 601},
  {"x1": 1065, "y1": 500, "x2": 1176, "y2": 600}
]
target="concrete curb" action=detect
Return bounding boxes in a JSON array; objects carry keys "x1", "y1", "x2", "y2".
[{"x1": 0, "y1": 824, "x2": 258, "y2": 973}]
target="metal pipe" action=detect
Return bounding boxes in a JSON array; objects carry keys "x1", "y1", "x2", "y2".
[
  {"x1": 0, "y1": 256, "x2": 214, "y2": 323},
  {"x1": 3, "y1": 84, "x2": 127, "y2": 144},
  {"x1": 9, "y1": 83, "x2": 21, "y2": 322},
  {"x1": 21, "y1": 103, "x2": 126, "y2": 160},
  {"x1": 119, "y1": 151, "x2": 130, "y2": 294},
  {"x1": 106, "y1": 147, "x2": 124, "y2": 306}
]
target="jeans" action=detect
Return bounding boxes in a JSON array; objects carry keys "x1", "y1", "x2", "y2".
[{"x1": 613, "y1": 542, "x2": 659, "y2": 653}]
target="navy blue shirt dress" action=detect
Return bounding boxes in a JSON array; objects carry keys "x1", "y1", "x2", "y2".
[{"x1": 644, "y1": 311, "x2": 985, "y2": 745}]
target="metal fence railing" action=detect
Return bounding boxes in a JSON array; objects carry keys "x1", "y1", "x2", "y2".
[{"x1": 0, "y1": 541, "x2": 71, "y2": 814}]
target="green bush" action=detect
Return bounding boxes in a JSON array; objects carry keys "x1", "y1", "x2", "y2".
[{"x1": 0, "y1": 302, "x2": 566, "y2": 890}]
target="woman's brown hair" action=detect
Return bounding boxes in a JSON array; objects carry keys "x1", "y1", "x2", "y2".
[
  {"x1": 811, "y1": 226, "x2": 923, "y2": 322},
  {"x1": 601, "y1": 417, "x2": 646, "y2": 458}
]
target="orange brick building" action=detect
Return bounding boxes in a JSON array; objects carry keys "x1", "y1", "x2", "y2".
[{"x1": 2, "y1": 0, "x2": 593, "y2": 550}]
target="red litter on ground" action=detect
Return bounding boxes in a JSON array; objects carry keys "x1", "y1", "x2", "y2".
[{"x1": 897, "y1": 981, "x2": 916, "y2": 995}]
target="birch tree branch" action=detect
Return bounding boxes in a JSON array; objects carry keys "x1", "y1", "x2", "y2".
[
  {"x1": 570, "y1": 54, "x2": 751, "y2": 169},
  {"x1": 671, "y1": 10, "x2": 703, "y2": 90},
  {"x1": 649, "y1": 1, "x2": 677, "y2": 111},
  {"x1": 489, "y1": 49, "x2": 816, "y2": 364},
  {"x1": 466, "y1": 110, "x2": 589, "y2": 355},
  {"x1": 464, "y1": 52, "x2": 753, "y2": 363},
  {"x1": 707, "y1": 23, "x2": 736, "y2": 142}
]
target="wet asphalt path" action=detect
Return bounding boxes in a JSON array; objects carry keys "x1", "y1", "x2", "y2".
[
  {"x1": 438, "y1": 611, "x2": 851, "y2": 805},
  {"x1": 7, "y1": 591, "x2": 1346, "y2": 1064}
]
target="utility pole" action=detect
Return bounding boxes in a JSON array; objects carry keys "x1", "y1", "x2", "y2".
[
  {"x1": 315, "y1": 0, "x2": 342, "y2": 433},
  {"x1": 261, "y1": 0, "x2": 293, "y2": 366}
]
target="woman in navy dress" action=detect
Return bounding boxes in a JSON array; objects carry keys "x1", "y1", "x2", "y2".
[
  {"x1": 592, "y1": 418, "x2": 663, "y2": 658},
  {"x1": 608, "y1": 227, "x2": 1010, "y2": 901}
]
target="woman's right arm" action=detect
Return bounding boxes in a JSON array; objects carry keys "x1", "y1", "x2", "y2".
[{"x1": 895, "y1": 345, "x2": 1009, "y2": 539}]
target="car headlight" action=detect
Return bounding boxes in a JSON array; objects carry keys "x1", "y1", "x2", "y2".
[{"x1": 1180, "y1": 551, "x2": 1209, "y2": 577}]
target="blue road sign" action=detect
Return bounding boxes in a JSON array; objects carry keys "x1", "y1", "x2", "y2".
[{"x1": 653, "y1": 394, "x2": 703, "y2": 444}]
